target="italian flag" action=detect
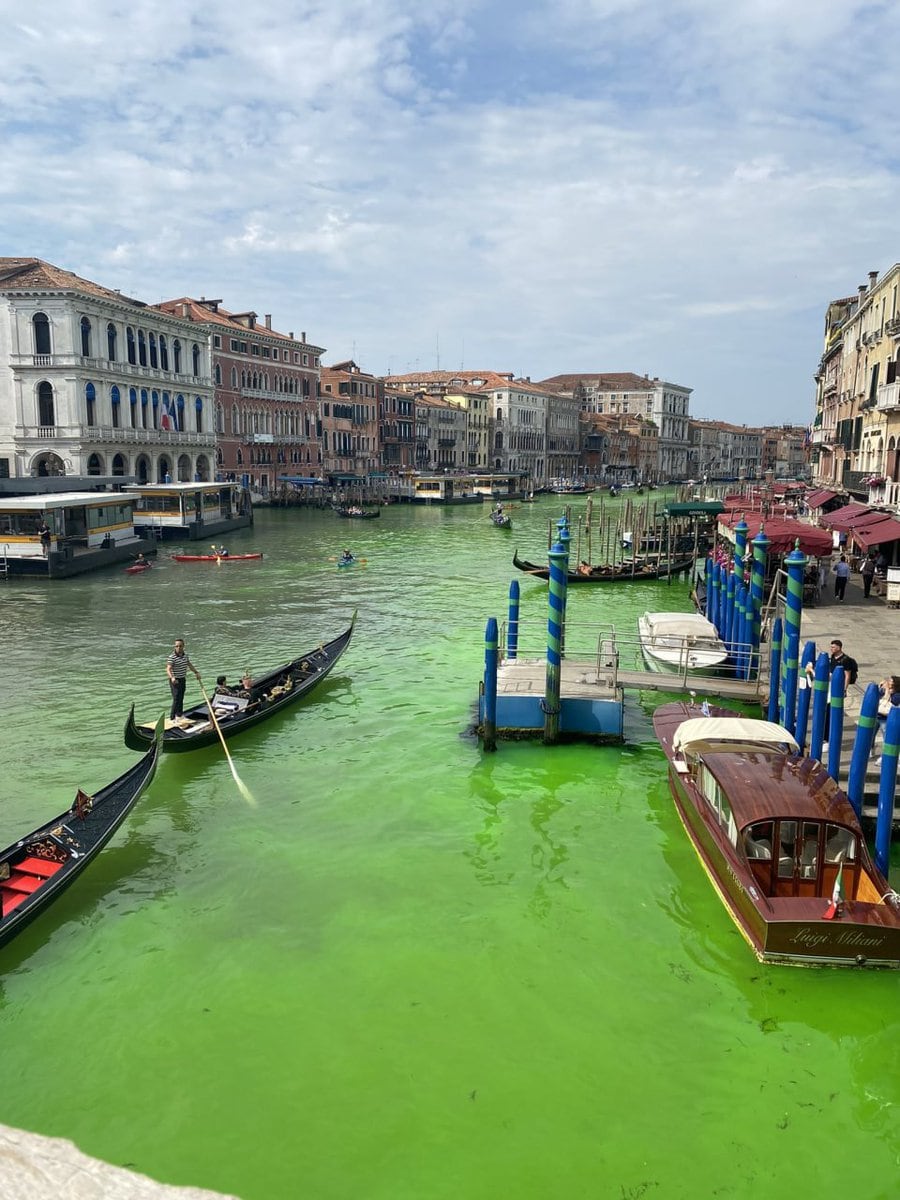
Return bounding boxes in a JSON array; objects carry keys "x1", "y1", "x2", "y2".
[{"x1": 823, "y1": 862, "x2": 845, "y2": 920}]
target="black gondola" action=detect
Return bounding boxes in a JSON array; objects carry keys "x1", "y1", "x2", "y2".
[
  {"x1": 512, "y1": 550, "x2": 695, "y2": 584},
  {"x1": 124, "y1": 616, "x2": 356, "y2": 753},
  {"x1": 334, "y1": 507, "x2": 380, "y2": 519},
  {"x1": 0, "y1": 720, "x2": 163, "y2": 950}
]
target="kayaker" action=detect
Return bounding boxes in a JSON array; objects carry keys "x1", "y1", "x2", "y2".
[{"x1": 339, "y1": 549, "x2": 354, "y2": 565}]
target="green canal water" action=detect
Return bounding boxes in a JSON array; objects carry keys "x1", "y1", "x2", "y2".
[{"x1": 0, "y1": 497, "x2": 897, "y2": 1200}]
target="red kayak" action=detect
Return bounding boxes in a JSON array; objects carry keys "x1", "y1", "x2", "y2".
[
  {"x1": 125, "y1": 563, "x2": 152, "y2": 574},
  {"x1": 171, "y1": 553, "x2": 264, "y2": 563}
]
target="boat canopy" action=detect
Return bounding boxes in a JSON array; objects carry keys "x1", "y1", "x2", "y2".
[{"x1": 673, "y1": 717, "x2": 799, "y2": 757}]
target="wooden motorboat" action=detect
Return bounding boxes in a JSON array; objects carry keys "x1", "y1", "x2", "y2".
[
  {"x1": 512, "y1": 549, "x2": 694, "y2": 584},
  {"x1": 0, "y1": 721, "x2": 163, "y2": 950},
  {"x1": 638, "y1": 611, "x2": 728, "y2": 674},
  {"x1": 171, "y1": 553, "x2": 263, "y2": 562},
  {"x1": 653, "y1": 701, "x2": 900, "y2": 968},
  {"x1": 124, "y1": 617, "x2": 356, "y2": 753}
]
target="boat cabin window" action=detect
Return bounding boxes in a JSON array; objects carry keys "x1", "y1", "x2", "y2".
[
  {"x1": 777, "y1": 820, "x2": 824, "y2": 880},
  {"x1": 698, "y1": 764, "x2": 738, "y2": 847},
  {"x1": 743, "y1": 821, "x2": 773, "y2": 860},
  {"x1": 824, "y1": 824, "x2": 856, "y2": 864}
]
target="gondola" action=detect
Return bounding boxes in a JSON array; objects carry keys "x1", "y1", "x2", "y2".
[
  {"x1": 334, "y1": 507, "x2": 380, "y2": 519},
  {"x1": 490, "y1": 513, "x2": 512, "y2": 529},
  {"x1": 0, "y1": 720, "x2": 163, "y2": 950},
  {"x1": 512, "y1": 549, "x2": 695, "y2": 584},
  {"x1": 124, "y1": 616, "x2": 356, "y2": 753},
  {"x1": 171, "y1": 553, "x2": 263, "y2": 562}
]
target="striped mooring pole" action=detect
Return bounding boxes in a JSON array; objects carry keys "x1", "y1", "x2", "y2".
[
  {"x1": 482, "y1": 616, "x2": 498, "y2": 752},
  {"x1": 543, "y1": 540, "x2": 569, "y2": 745}
]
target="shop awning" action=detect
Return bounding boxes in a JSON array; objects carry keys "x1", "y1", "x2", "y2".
[
  {"x1": 665, "y1": 501, "x2": 725, "y2": 516},
  {"x1": 818, "y1": 502, "x2": 871, "y2": 529},
  {"x1": 718, "y1": 514, "x2": 833, "y2": 556},
  {"x1": 805, "y1": 488, "x2": 838, "y2": 508},
  {"x1": 853, "y1": 518, "x2": 900, "y2": 550}
]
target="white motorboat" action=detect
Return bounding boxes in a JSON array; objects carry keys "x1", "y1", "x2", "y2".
[{"x1": 638, "y1": 611, "x2": 728, "y2": 674}]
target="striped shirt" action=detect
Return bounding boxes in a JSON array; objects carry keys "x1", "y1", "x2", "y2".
[{"x1": 167, "y1": 649, "x2": 194, "y2": 679}]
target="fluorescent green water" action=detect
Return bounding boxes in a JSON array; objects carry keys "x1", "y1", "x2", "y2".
[{"x1": 0, "y1": 498, "x2": 897, "y2": 1200}]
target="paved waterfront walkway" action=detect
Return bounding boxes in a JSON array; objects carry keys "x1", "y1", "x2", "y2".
[{"x1": 799, "y1": 557, "x2": 891, "y2": 722}]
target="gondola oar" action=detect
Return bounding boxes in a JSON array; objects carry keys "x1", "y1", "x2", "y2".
[{"x1": 198, "y1": 681, "x2": 257, "y2": 807}]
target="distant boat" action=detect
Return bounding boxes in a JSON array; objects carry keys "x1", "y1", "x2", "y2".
[
  {"x1": 513, "y1": 550, "x2": 694, "y2": 584},
  {"x1": 171, "y1": 553, "x2": 263, "y2": 563},
  {"x1": 490, "y1": 512, "x2": 512, "y2": 528},
  {"x1": 638, "y1": 611, "x2": 728, "y2": 674},
  {"x1": 334, "y1": 506, "x2": 380, "y2": 520},
  {"x1": 653, "y1": 701, "x2": 900, "y2": 968}
]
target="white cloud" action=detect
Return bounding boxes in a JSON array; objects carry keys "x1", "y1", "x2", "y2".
[{"x1": 1, "y1": 0, "x2": 898, "y2": 422}]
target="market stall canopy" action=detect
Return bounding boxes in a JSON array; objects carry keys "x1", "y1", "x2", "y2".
[
  {"x1": 805, "y1": 488, "x2": 838, "y2": 508},
  {"x1": 718, "y1": 514, "x2": 833, "y2": 556},
  {"x1": 853, "y1": 518, "x2": 900, "y2": 550}
]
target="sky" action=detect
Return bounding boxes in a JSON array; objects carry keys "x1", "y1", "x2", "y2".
[{"x1": 2, "y1": 0, "x2": 898, "y2": 425}]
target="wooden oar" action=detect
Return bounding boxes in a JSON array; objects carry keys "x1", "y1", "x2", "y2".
[{"x1": 198, "y1": 681, "x2": 257, "y2": 807}]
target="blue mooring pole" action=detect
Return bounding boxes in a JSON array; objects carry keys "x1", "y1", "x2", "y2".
[
  {"x1": 507, "y1": 580, "x2": 520, "y2": 661},
  {"x1": 767, "y1": 616, "x2": 782, "y2": 723},
  {"x1": 543, "y1": 541, "x2": 568, "y2": 745},
  {"x1": 704, "y1": 556, "x2": 713, "y2": 622},
  {"x1": 748, "y1": 528, "x2": 769, "y2": 680},
  {"x1": 808, "y1": 651, "x2": 830, "y2": 762},
  {"x1": 826, "y1": 666, "x2": 846, "y2": 782},
  {"x1": 875, "y1": 705, "x2": 900, "y2": 876},
  {"x1": 781, "y1": 632, "x2": 799, "y2": 735},
  {"x1": 847, "y1": 683, "x2": 880, "y2": 820},
  {"x1": 482, "y1": 617, "x2": 498, "y2": 752},
  {"x1": 795, "y1": 640, "x2": 816, "y2": 751}
]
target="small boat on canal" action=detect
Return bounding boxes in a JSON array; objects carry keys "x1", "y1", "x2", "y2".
[
  {"x1": 512, "y1": 550, "x2": 695, "y2": 584},
  {"x1": 334, "y1": 506, "x2": 380, "y2": 519},
  {"x1": 0, "y1": 721, "x2": 163, "y2": 950},
  {"x1": 171, "y1": 552, "x2": 263, "y2": 563},
  {"x1": 638, "y1": 611, "x2": 728, "y2": 675},
  {"x1": 124, "y1": 617, "x2": 356, "y2": 753},
  {"x1": 653, "y1": 700, "x2": 900, "y2": 968},
  {"x1": 490, "y1": 512, "x2": 512, "y2": 529}
]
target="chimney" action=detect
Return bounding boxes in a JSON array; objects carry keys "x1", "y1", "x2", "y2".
[
  {"x1": 200, "y1": 295, "x2": 205, "y2": 301},
  {"x1": 181, "y1": 303, "x2": 190, "y2": 318},
  {"x1": 869, "y1": 270, "x2": 879, "y2": 289},
  {"x1": 859, "y1": 285, "x2": 867, "y2": 301},
  {"x1": 265, "y1": 314, "x2": 272, "y2": 329},
  {"x1": 301, "y1": 332, "x2": 306, "y2": 343},
  {"x1": 289, "y1": 332, "x2": 294, "y2": 339}
]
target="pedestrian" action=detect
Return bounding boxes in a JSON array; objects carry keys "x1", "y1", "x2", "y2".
[
  {"x1": 806, "y1": 638, "x2": 858, "y2": 746},
  {"x1": 37, "y1": 519, "x2": 51, "y2": 557},
  {"x1": 166, "y1": 637, "x2": 202, "y2": 720},
  {"x1": 861, "y1": 553, "x2": 876, "y2": 598},
  {"x1": 873, "y1": 674, "x2": 900, "y2": 761},
  {"x1": 832, "y1": 555, "x2": 851, "y2": 601}
]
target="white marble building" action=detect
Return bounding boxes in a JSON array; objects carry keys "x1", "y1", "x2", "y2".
[{"x1": 0, "y1": 259, "x2": 215, "y2": 484}]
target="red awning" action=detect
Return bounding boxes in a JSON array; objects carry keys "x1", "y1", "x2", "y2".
[
  {"x1": 719, "y1": 514, "x2": 833, "y2": 556},
  {"x1": 834, "y1": 508, "x2": 894, "y2": 532},
  {"x1": 805, "y1": 488, "x2": 838, "y2": 508},
  {"x1": 853, "y1": 518, "x2": 900, "y2": 550},
  {"x1": 819, "y1": 502, "x2": 872, "y2": 529}
]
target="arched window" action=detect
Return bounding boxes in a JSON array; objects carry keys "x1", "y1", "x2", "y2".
[
  {"x1": 140, "y1": 388, "x2": 149, "y2": 429},
  {"x1": 33, "y1": 313, "x2": 51, "y2": 356},
  {"x1": 111, "y1": 384, "x2": 121, "y2": 429},
  {"x1": 236, "y1": 448, "x2": 243, "y2": 466},
  {"x1": 215, "y1": 402, "x2": 224, "y2": 434},
  {"x1": 126, "y1": 326, "x2": 136, "y2": 364},
  {"x1": 215, "y1": 364, "x2": 221, "y2": 385},
  {"x1": 231, "y1": 367, "x2": 238, "y2": 387},
  {"x1": 496, "y1": 408, "x2": 502, "y2": 422},
  {"x1": 107, "y1": 322, "x2": 117, "y2": 361},
  {"x1": 87, "y1": 453, "x2": 104, "y2": 476},
  {"x1": 192, "y1": 343, "x2": 200, "y2": 375},
  {"x1": 159, "y1": 334, "x2": 169, "y2": 371},
  {"x1": 173, "y1": 339, "x2": 182, "y2": 373},
  {"x1": 81, "y1": 317, "x2": 92, "y2": 357},
  {"x1": 151, "y1": 390, "x2": 159, "y2": 430},
  {"x1": 148, "y1": 333, "x2": 158, "y2": 368},
  {"x1": 232, "y1": 404, "x2": 240, "y2": 435},
  {"x1": 136, "y1": 454, "x2": 150, "y2": 484},
  {"x1": 112, "y1": 453, "x2": 127, "y2": 476},
  {"x1": 37, "y1": 381, "x2": 55, "y2": 427},
  {"x1": 129, "y1": 387, "x2": 138, "y2": 427},
  {"x1": 177, "y1": 394, "x2": 185, "y2": 431},
  {"x1": 85, "y1": 382, "x2": 96, "y2": 427},
  {"x1": 195, "y1": 395, "x2": 203, "y2": 432},
  {"x1": 138, "y1": 330, "x2": 147, "y2": 366},
  {"x1": 160, "y1": 391, "x2": 173, "y2": 430}
]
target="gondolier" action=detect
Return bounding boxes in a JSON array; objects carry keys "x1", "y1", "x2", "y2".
[{"x1": 166, "y1": 638, "x2": 202, "y2": 720}]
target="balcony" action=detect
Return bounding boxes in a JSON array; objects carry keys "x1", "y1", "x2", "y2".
[
  {"x1": 886, "y1": 318, "x2": 900, "y2": 337},
  {"x1": 876, "y1": 381, "x2": 900, "y2": 411},
  {"x1": 18, "y1": 424, "x2": 216, "y2": 447}
]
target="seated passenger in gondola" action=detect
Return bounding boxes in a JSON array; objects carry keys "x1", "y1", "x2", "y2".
[
  {"x1": 577, "y1": 561, "x2": 592, "y2": 576},
  {"x1": 214, "y1": 674, "x2": 238, "y2": 697},
  {"x1": 238, "y1": 672, "x2": 254, "y2": 699}
]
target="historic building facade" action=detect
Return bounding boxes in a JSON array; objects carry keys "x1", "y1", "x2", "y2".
[
  {"x1": 319, "y1": 361, "x2": 381, "y2": 480},
  {"x1": 157, "y1": 298, "x2": 323, "y2": 494},
  {"x1": 0, "y1": 258, "x2": 215, "y2": 484}
]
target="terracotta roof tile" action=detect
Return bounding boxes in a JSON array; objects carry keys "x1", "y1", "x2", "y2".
[{"x1": 0, "y1": 256, "x2": 146, "y2": 307}]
